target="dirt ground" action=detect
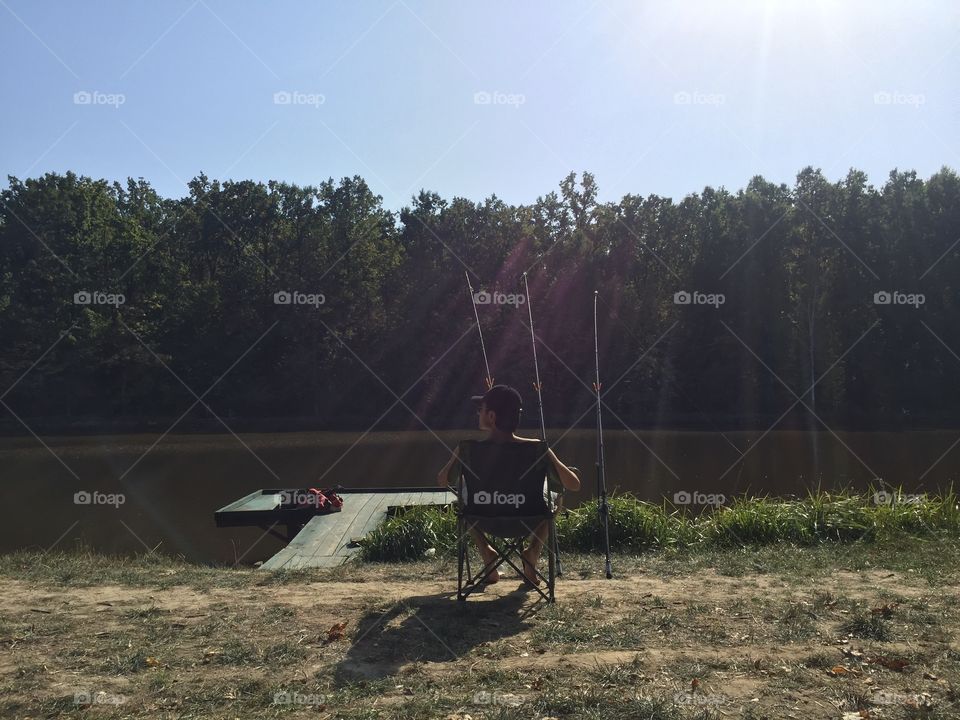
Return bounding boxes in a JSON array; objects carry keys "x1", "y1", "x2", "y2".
[{"x1": 0, "y1": 544, "x2": 957, "y2": 719}]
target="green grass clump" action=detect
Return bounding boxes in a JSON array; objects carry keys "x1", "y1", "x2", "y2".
[
  {"x1": 703, "y1": 496, "x2": 811, "y2": 545},
  {"x1": 801, "y1": 492, "x2": 876, "y2": 542},
  {"x1": 558, "y1": 495, "x2": 692, "y2": 551},
  {"x1": 872, "y1": 488, "x2": 960, "y2": 535},
  {"x1": 703, "y1": 492, "x2": 876, "y2": 545},
  {"x1": 842, "y1": 612, "x2": 894, "y2": 641},
  {"x1": 357, "y1": 489, "x2": 960, "y2": 562},
  {"x1": 359, "y1": 505, "x2": 458, "y2": 562}
]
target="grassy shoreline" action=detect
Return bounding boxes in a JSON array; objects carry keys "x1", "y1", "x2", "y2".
[{"x1": 359, "y1": 489, "x2": 960, "y2": 562}]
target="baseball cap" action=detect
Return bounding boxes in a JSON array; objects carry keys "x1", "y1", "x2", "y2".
[{"x1": 471, "y1": 384, "x2": 522, "y2": 424}]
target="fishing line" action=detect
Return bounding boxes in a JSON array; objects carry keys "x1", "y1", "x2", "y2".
[
  {"x1": 594, "y1": 290, "x2": 614, "y2": 579},
  {"x1": 465, "y1": 271, "x2": 493, "y2": 389},
  {"x1": 523, "y1": 271, "x2": 563, "y2": 576}
]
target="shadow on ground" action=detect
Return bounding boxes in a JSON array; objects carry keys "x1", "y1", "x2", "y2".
[{"x1": 333, "y1": 584, "x2": 546, "y2": 684}]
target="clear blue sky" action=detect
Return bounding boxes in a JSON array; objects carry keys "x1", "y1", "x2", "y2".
[{"x1": 1, "y1": 0, "x2": 957, "y2": 211}]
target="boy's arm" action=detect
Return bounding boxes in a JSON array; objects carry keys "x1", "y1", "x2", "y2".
[
  {"x1": 547, "y1": 448, "x2": 581, "y2": 491},
  {"x1": 436, "y1": 445, "x2": 460, "y2": 487}
]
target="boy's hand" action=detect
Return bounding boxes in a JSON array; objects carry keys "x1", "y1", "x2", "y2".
[{"x1": 437, "y1": 445, "x2": 460, "y2": 488}]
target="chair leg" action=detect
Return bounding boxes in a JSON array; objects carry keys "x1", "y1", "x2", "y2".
[
  {"x1": 457, "y1": 519, "x2": 559, "y2": 604},
  {"x1": 547, "y1": 520, "x2": 557, "y2": 603},
  {"x1": 457, "y1": 518, "x2": 466, "y2": 601},
  {"x1": 554, "y1": 531, "x2": 563, "y2": 578},
  {"x1": 458, "y1": 524, "x2": 512, "y2": 601}
]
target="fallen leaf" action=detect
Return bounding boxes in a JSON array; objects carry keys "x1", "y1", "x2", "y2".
[
  {"x1": 829, "y1": 665, "x2": 850, "y2": 676},
  {"x1": 144, "y1": 656, "x2": 160, "y2": 667},
  {"x1": 324, "y1": 622, "x2": 347, "y2": 644}
]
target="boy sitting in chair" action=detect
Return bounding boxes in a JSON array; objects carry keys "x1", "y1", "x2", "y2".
[{"x1": 437, "y1": 384, "x2": 580, "y2": 586}]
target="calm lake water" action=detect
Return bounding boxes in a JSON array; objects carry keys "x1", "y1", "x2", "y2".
[{"x1": 1, "y1": 429, "x2": 957, "y2": 564}]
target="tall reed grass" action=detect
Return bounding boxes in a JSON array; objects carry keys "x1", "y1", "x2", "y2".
[{"x1": 359, "y1": 488, "x2": 960, "y2": 562}]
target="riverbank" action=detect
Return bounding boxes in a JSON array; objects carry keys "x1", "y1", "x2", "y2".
[
  {"x1": 359, "y1": 491, "x2": 960, "y2": 561},
  {"x1": 5, "y1": 428, "x2": 960, "y2": 565},
  {"x1": 1, "y1": 537, "x2": 958, "y2": 719}
]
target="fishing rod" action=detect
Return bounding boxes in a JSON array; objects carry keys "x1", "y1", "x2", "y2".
[
  {"x1": 593, "y1": 290, "x2": 613, "y2": 579},
  {"x1": 465, "y1": 271, "x2": 493, "y2": 390},
  {"x1": 522, "y1": 272, "x2": 547, "y2": 441},
  {"x1": 522, "y1": 271, "x2": 562, "y2": 576}
]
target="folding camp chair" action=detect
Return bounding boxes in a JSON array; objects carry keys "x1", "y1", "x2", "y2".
[{"x1": 452, "y1": 439, "x2": 562, "y2": 603}]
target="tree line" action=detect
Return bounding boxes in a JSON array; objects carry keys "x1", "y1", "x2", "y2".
[{"x1": 1, "y1": 166, "x2": 958, "y2": 432}]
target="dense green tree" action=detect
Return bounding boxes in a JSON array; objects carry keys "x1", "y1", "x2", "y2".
[{"x1": 1, "y1": 166, "x2": 957, "y2": 431}]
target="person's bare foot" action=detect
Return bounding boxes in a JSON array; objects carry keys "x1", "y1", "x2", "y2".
[
  {"x1": 480, "y1": 554, "x2": 500, "y2": 584},
  {"x1": 520, "y1": 555, "x2": 541, "y2": 587}
]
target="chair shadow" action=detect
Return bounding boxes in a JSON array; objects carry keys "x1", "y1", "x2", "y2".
[{"x1": 332, "y1": 584, "x2": 546, "y2": 685}]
